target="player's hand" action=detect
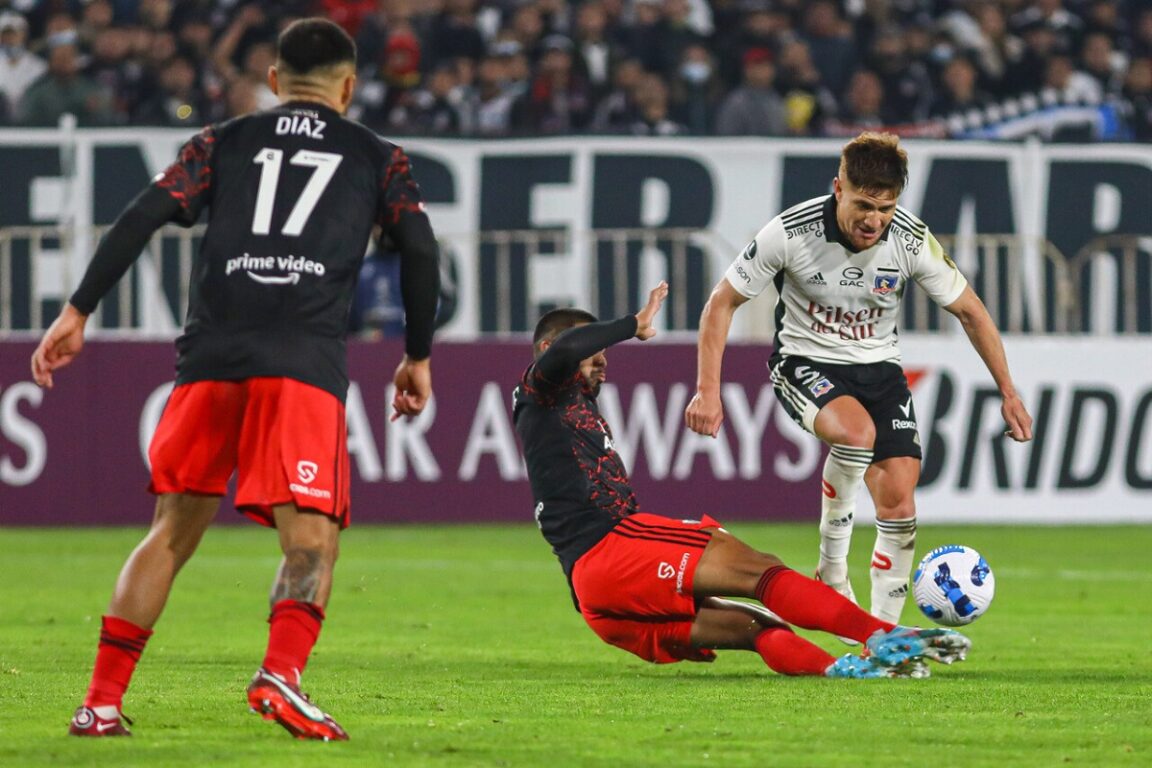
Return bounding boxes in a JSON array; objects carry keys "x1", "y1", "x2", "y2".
[
  {"x1": 30, "y1": 303, "x2": 88, "y2": 389},
  {"x1": 391, "y1": 355, "x2": 432, "y2": 421},
  {"x1": 685, "y1": 389, "x2": 724, "y2": 438},
  {"x1": 1001, "y1": 393, "x2": 1032, "y2": 442},
  {"x1": 634, "y1": 280, "x2": 668, "y2": 341}
]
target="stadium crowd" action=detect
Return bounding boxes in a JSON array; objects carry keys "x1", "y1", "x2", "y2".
[{"x1": 1, "y1": 0, "x2": 1150, "y2": 140}]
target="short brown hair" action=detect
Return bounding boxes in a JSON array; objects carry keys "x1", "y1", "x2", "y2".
[{"x1": 839, "y1": 132, "x2": 908, "y2": 195}]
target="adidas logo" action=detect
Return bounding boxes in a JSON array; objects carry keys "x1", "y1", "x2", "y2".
[
  {"x1": 888, "y1": 585, "x2": 909, "y2": 598},
  {"x1": 806, "y1": 272, "x2": 827, "y2": 285}
]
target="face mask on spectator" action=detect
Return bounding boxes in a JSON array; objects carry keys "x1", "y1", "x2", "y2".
[{"x1": 680, "y1": 61, "x2": 712, "y2": 84}]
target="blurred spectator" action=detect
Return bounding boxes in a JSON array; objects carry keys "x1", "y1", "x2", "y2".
[
  {"x1": 622, "y1": 0, "x2": 668, "y2": 74},
  {"x1": 425, "y1": 0, "x2": 485, "y2": 69},
  {"x1": 1008, "y1": 19, "x2": 1062, "y2": 95},
  {"x1": 628, "y1": 70, "x2": 687, "y2": 134},
  {"x1": 866, "y1": 24, "x2": 934, "y2": 124},
  {"x1": 800, "y1": 0, "x2": 857, "y2": 98},
  {"x1": 21, "y1": 32, "x2": 116, "y2": 126},
  {"x1": 506, "y1": 2, "x2": 546, "y2": 58},
  {"x1": 1082, "y1": 0, "x2": 1128, "y2": 43},
  {"x1": 510, "y1": 34, "x2": 594, "y2": 134},
  {"x1": 715, "y1": 46, "x2": 787, "y2": 135},
  {"x1": 968, "y1": 1, "x2": 1026, "y2": 99},
  {"x1": 775, "y1": 36, "x2": 836, "y2": 136},
  {"x1": 461, "y1": 48, "x2": 519, "y2": 136},
  {"x1": 1079, "y1": 30, "x2": 1126, "y2": 97},
  {"x1": 1121, "y1": 56, "x2": 1152, "y2": 140},
  {"x1": 0, "y1": 12, "x2": 47, "y2": 118},
  {"x1": 572, "y1": 0, "x2": 620, "y2": 102},
  {"x1": 1042, "y1": 52, "x2": 1103, "y2": 104},
  {"x1": 321, "y1": 0, "x2": 379, "y2": 37},
  {"x1": 389, "y1": 61, "x2": 463, "y2": 134},
  {"x1": 929, "y1": 54, "x2": 993, "y2": 120},
  {"x1": 223, "y1": 74, "x2": 262, "y2": 118},
  {"x1": 78, "y1": 0, "x2": 116, "y2": 51},
  {"x1": 86, "y1": 25, "x2": 144, "y2": 121},
  {"x1": 356, "y1": 26, "x2": 422, "y2": 130},
  {"x1": 669, "y1": 42, "x2": 723, "y2": 134},
  {"x1": 716, "y1": 1, "x2": 791, "y2": 88},
  {"x1": 132, "y1": 51, "x2": 209, "y2": 126},
  {"x1": 590, "y1": 55, "x2": 645, "y2": 132},
  {"x1": 1132, "y1": 9, "x2": 1152, "y2": 59},
  {"x1": 824, "y1": 68, "x2": 887, "y2": 135},
  {"x1": 1010, "y1": 0, "x2": 1084, "y2": 55}
]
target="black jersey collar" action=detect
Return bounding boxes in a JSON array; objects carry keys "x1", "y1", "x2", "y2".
[
  {"x1": 822, "y1": 194, "x2": 892, "y2": 251},
  {"x1": 280, "y1": 99, "x2": 342, "y2": 117}
]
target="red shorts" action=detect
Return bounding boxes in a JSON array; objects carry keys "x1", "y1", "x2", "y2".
[
  {"x1": 148, "y1": 378, "x2": 350, "y2": 528},
  {"x1": 571, "y1": 512, "x2": 723, "y2": 664}
]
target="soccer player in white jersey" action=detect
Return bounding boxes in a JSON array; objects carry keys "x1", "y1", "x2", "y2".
[{"x1": 685, "y1": 132, "x2": 1033, "y2": 625}]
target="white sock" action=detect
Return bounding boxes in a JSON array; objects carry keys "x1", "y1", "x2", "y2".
[
  {"x1": 871, "y1": 517, "x2": 917, "y2": 623},
  {"x1": 817, "y1": 444, "x2": 873, "y2": 588}
]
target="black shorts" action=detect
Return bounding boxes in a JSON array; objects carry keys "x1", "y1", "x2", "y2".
[{"x1": 769, "y1": 355, "x2": 922, "y2": 462}]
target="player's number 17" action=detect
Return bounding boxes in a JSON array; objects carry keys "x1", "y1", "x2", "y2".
[{"x1": 250, "y1": 148, "x2": 343, "y2": 237}]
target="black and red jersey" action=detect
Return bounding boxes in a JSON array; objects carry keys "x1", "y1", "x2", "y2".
[
  {"x1": 512, "y1": 317, "x2": 641, "y2": 578},
  {"x1": 154, "y1": 100, "x2": 430, "y2": 400}
]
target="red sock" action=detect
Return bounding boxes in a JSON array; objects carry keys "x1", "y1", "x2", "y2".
[
  {"x1": 754, "y1": 626, "x2": 836, "y2": 675},
  {"x1": 755, "y1": 566, "x2": 895, "y2": 643},
  {"x1": 262, "y1": 600, "x2": 325, "y2": 685},
  {"x1": 84, "y1": 615, "x2": 153, "y2": 710}
]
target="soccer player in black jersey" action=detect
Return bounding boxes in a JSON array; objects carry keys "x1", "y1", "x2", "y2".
[
  {"x1": 513, "y1": 281, "x2": 972, "y2": 679},
  {"x1": 31, "y1": 18, "x2": 440, "y2": 741}
]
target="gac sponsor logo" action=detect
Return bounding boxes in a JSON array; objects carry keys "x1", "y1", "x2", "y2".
[{"x1": 742, "y1": 240, "x2": 757, "y2": 260}]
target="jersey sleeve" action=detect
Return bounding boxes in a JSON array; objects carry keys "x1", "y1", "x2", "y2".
[
  {"x1": 376, "y1": 145, "x2": 429, "y2": 229},
  {"x1": 153, "y1": 127, "x2": 215, "y2": 227},
  {"x1": 724, "y1": 216, "x2": 787, "y2": 299},
  {"x1": 910, "y1": 227, "x2": 968, "y2": 307}
]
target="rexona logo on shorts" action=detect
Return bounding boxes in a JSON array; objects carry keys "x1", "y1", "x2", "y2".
[{"x1": 225, "y1": 252, "x2": 327, "y2": 285}]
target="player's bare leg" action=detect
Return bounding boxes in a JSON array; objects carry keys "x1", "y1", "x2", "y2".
[
  {"x1": 70, "y1": 493, "x2": 220, "y2": 736},
  {"x1": 247, "y1": 503, "x2": 348, "y2": 741},
  {"x1": 108, "y1": 493, "x2": 221, "y2": 626},
  {"x1": 812, "y1": 397, "x2": 875, "y2": 620},
  {"x1": 690, "y1": 529, "x2": 965, "y2": 676},
  {"x1": 865, "y1": 457, "x2": 919, "y2": 623}
]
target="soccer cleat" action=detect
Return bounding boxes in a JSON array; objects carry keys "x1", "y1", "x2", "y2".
[
  {"x1": 68, "y1": 705, "x2": 132, "y2": 737},
  {"x1": 815, "y1": 568, "x2": 860, "y2": 645},
  {"x1": 824, "y1": 653, "x2": 891, "y2": 679},
  {"x1": 247, "y1": 668, "x2": 349, "y2": 741},
  {"x1": 865, "y1": 626, "x2": 971, "y2": 668}
]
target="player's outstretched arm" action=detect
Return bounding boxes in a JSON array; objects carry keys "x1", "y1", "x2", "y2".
[
  {"x1": 943, "y1": 285, "x2": 1033, "y2": 442},
  {"x1": 634, "y1": 280, "x2": 668, "y2": 341},
  {"x1": 31, "y1": 303, "x2": 89, "y2": 389},
  {"x1": 685, "y1": 279, "x2": 749, "y2": 438}
]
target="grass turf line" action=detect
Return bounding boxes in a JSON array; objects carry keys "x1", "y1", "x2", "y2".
[{"x1": 0, "y1": 523, "x2": 1149, "y2": 768}]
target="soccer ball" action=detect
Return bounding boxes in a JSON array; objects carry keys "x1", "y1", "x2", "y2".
[{"x1": 912, "y1": 545, "x2": 995, "y2": 627}]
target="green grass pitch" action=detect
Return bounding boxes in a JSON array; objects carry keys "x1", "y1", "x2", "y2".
[{"x1": 1, "y1": 523, "x2": 1149, "y2": 768}]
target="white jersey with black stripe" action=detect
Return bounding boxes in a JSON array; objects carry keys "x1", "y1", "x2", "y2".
[{"x1": 724, "y1": 195, "x2": 967, "y2": 365}]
